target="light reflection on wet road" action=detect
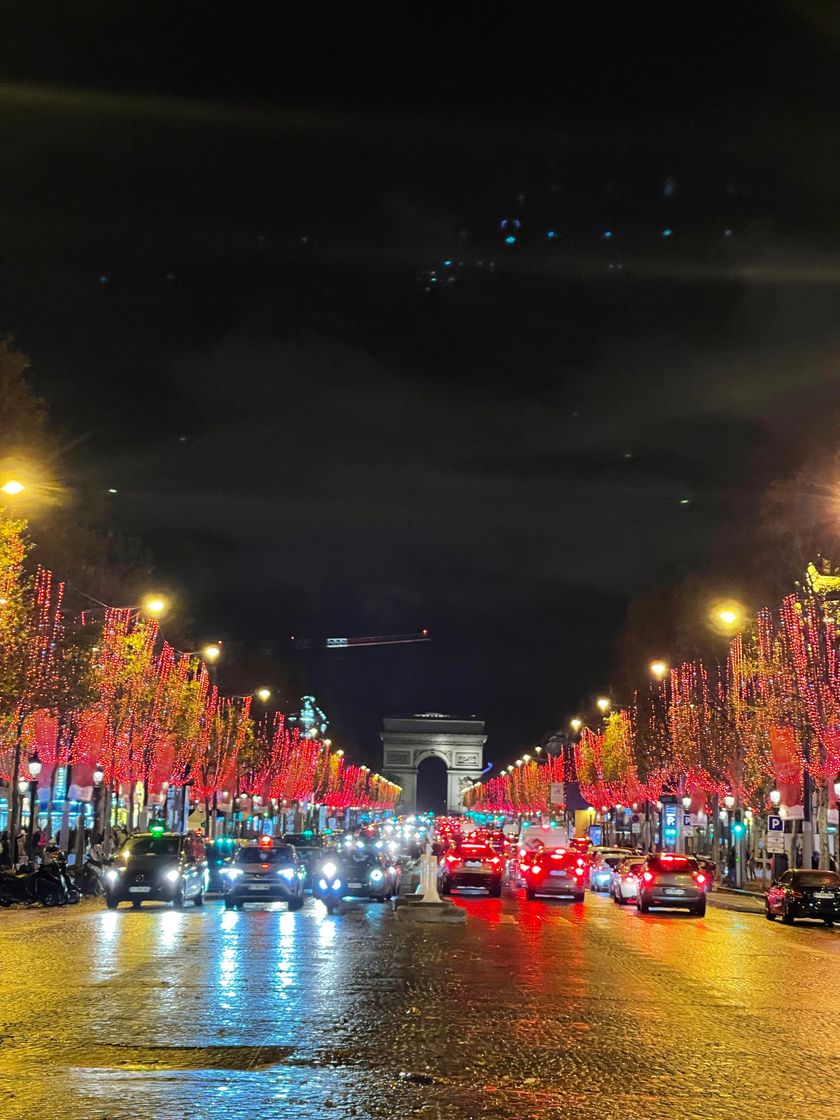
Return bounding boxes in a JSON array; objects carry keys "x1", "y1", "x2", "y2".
[{"x1": 1, "y1": 888, "x2": 839, "y2": 1119}]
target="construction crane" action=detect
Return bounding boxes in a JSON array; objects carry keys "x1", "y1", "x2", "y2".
[{"x1": 290, "y1": 629, "x2": 430, "y2": 651}]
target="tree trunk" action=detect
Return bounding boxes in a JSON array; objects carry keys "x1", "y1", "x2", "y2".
[{"x1": 818, "y1": 786, "x2": 830, "y2": 870}]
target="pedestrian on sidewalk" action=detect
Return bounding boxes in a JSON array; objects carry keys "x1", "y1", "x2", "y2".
[
  {"x1": 727, "y1": 846, "x2": 736, "y2": 886},
  {"x1": 746, "y1": 852, "x2": 756, "y2": 882}
]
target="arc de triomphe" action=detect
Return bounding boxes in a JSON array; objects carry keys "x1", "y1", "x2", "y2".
[{"x1": 380, "y1": 714, "x2": 486, "y2": 814}]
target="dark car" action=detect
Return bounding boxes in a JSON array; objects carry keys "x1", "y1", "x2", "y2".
[
  {"x1": 636, "y1": 854, "x2": 707, "y2": 916},
  {"x1": 339, "y1": 849, "x2": 400, "y2": 901},
  {"x1": 438, "y1": 841, "x2": 503, "y2": 896},
  {"x1": 765, "y1": 869, "x2": 840, "y2": 926},
  {"x1": 283, "y1": 833, "x2": 324, "y2": 890},
  {"x1": 222, "y1": 840, "x2": 305, "y2": 909},
  {"x1": 694, "y1": 856, "x2": 716, "y2": 892},
  {"x1": 105, "y1": 830, "x2": 207, "y2": 909},
  {"x1": 204, "y1": 837, "x2": 238, "y2": 892}
]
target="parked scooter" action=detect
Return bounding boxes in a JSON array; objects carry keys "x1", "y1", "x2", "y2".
[
  {"x1": 0, "y1": 861, "x2": 72, "y2": 907},
  {"x1": 70, "y1": 855, "x2": 106, "y2": 898}
]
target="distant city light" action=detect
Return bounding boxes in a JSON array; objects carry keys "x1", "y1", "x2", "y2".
[
  {"x1": 662, "y1": 228, "x2": 673, "y2": 238},
  {"x1": 504, "y1": 235, "x2": 517, "y2": 245}
]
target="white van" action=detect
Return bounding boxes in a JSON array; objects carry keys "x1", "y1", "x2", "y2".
[{"x1": 511, "y1": 823, "x2": 570, "y2": 885}]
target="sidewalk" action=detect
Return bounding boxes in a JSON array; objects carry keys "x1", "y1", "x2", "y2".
[{"x1": 707, "y1": 881, "x2": 766, "y2": 915}]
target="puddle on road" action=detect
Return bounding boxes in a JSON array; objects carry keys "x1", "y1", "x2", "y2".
[{"x1": 72, "y1": 1043, "x2": 295, "y2": 1071}]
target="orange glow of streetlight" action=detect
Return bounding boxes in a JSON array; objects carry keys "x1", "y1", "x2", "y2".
[
  {"x1": 255, "y1": 687, "x2": 271, "y2": 703},
  {"x1": 202, "y1": 643, "x2": 221, "y2": 663},
  {"x1": 596, "y1": 696, "x2": 611, "y2": 714},
  {"x1": 142, "y1": 595, "x2": 168, "y2": 618},
  {"x1": 649, "y1": 659, "x2": 669, "y2": 682},
  {"x1": 1, "y1": 479, "x2": 25, "y2": 496},
  {"x1": 709, "y1": 599, "x2": 746, "y2": 636}
]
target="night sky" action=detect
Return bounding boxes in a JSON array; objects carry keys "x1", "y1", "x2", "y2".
[{"x1": 3, "y1": 4, "x2": 840, "y2": 768}]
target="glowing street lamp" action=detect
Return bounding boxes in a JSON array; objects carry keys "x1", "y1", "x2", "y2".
[
  {"x1": 723, "y1": 793, "x2": 736, "y2": 811},
  {"x1": 570, "y1": 717, "x2": 583, "y2": 733},
  {"x1": 709, "y1": 600, "x2": 746, "y2": 637},
  {"x1": 769, "y1": 789, "x2": 782, "y2": 808},
  {"x1": 596, "y1": 696, "x2": 611, "y2": 714},
  {"x1": 27, "y1": 753, "x2": 42, "y2": 780},
  {"x1": 202, "y1": 643, "x2": 222, "y2": 663},
  {"x1": 255, "y1": 687, "x2": 272, "y2": 703},
  {"x1": 681, "y1": 795, "x2": 692, "y2": 811},
  {"x1": 142, "y1": 594, "x2": 168, "y2": 619},
  {"x1": 1, "y1": 480, "x2": 25, "y2": 496},
  {"x1": 649, "y1": 660, "x2": 669, "y2": 682}
]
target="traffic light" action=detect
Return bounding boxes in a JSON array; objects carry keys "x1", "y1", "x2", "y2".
[{"x1": 733, "y1": 811, "x2": 745, "y2": 838}]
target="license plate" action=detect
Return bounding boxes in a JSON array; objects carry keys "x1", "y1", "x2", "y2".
[
  {"x1": 248, "y1": 884, "x2": 270, "y2": 891},
  {"x1": 664, "y1": 888, "x2": 685, "y2": 895},
  {"x1": 464, "y1": 861, "x2": 481, "y2": 867},
  {"x1": 129, "y1": 886, "x2": 151, "y2": 894},
  {"x1": 348, "y1": 882, "x2": 363, "y2": 888},
  {"x1": 549, "y1": 870, "x2": 567, "y2": 878},
  {"x1": 814, "y1": 891, "x2": 834, "y2": 900}
]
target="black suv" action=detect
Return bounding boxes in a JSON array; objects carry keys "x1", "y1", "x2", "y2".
[{"x1": 105, "y1": 831, "x2": 207, "y2": 909}]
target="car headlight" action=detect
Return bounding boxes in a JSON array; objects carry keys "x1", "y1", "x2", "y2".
[
  {"x1": 278, "y1": 867, "x2": 296, "y2": 881},
  {"x1": 322, "y1": 862, "x2": 337, "y2": 879},
  {"x1": 332, "y1": 878, "x2": 342, "y2": 890},
  {"x1": 370, "y1": 869, "x2": 384, "y2": 882},
  {"x1": 106, "y1": 868, "x2": 120, "y2": 884},
  {"x1": 166, "y1": 869, "x2": 181, "y2": 883},
  {"x1": 318, "y1": 878, "x2": 328, "y2": 890},
  {"x1": 224, "y1": 867, "x2": 243, "y2": 879}
]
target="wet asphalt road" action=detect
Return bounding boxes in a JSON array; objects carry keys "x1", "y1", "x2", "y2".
[{"x1": 1, "y1": 886, "x2": 838, "y2": 1120}]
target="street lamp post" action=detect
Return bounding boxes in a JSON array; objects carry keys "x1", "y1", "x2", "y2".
[
  {"x1": 93, "y1": 764, "x2": 104, "y2": 843},
  {"x1": 26, "y1": 753, "x2": 41, "y2": 860},
  {"x1": 681, "y1": 794, "x2": 692, "y2": 855},
  {"x1": 723, "y1": 793, "x2": 739, "y2": 886}
]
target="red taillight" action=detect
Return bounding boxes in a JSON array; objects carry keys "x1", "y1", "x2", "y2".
[
  {"x1": 694, "y1": 873, "x2": 706, "y2": 886},
  {"x1": 446, "y1": 855, "x2": 460, "y2": 867},
  {"x1": 574, "y1": 867, "x2": 584, "y2": 877},
  {"x1": 522, "y1": 864, "x2": 532, "y2": 874},
  {"x1": 642, "y1": 871, "x2": 654, "y2": 883},
  {"x1": 532, "y1": 865, "x2": 544, "y2": 877},
  {"x1": 490, "y1": 857, "x2": 501, "y2": 867}
]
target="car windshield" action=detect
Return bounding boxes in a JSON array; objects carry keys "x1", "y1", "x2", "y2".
[
  {"x1": 649, "y1": 857, "x2": 698, "y2": 874},
  {"x1": 235, "y1": 846, "x2": 295, "y2": 864},
  {"x1": 284, "y1": 835, "x2": 323, "y2": 847},
  {"x1": 536, "y1": 849, "x2": 577, "y2": 868},
  {"x1": 793, "y1": 872, "x2": 840, "y2": 888},
  {"x1": 123, "y1": 835, "x2": 181, "y2": 857}
]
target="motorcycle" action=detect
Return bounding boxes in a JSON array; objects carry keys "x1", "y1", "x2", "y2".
[
  {"x1": 42, "y1": 847, "x2": 81, "y2": 904},
  {"x1": 312, "y1": 857, "x2": 346, "y2": 914},
  {"x1": 0, "y1": 861, "x2": 75, "y2": 907},
  {"x1": 69, "y1": 855, "x2": 106, "y2": 898}
]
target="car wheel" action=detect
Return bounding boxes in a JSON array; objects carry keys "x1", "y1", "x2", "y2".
[
  {"x1": 824, "y1": 918, "x2": 834, "y2": 927},
  {"x1": 525, "y1": 887, "x2": 535, "y2": 901},
  {"x1": 639, "y1": 894, "x2": 650, "y2": 913},
  {"x1": 288, "y1": 894, "x2": 304, "y2": 912},
  {"x1": 131, "y1": 899, "x2": 142, "y2": 909},
  {"x1": 573, "y1": 892, "x2": 585, "y2": 903},
  {"x1": 691, "y1": 900, "x2": 706, "y2": 918},
  {"x1": 172, "y1": 888, "x2": 185, "y2": 910},
  {"x1": 765, "y1": 906, "x2": 776, "y2": 921},
  {"x1": 439, "y1": 879, "x2": 451, "y2": 896},
  {"x1": 224, "y1": 899, "x2": 235, "y2": 910},
  {"x1": 42, "y1": 894, "x2": 58, "y2": 908},
  {"x1": 105, "y1": 896, "x2": 119, "y2": 910},
  {"x1": 781, "y1": 905, "x2": 794, "y2": 925},
  {"x1": 193, "y1": 889, "x2": 204, "y2": 907}
]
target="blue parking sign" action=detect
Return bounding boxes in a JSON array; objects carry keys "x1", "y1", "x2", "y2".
[{"x1": 767, "y1": 815, "x2": 783, "y2": 832}]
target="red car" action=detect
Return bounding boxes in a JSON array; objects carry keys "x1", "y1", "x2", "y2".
[
  {"x1": 522, "y1": 848, "x2": 586, "y2": 902},
  {"x1": 438, "y1": 841, "x2": 503, "y2": 896}
]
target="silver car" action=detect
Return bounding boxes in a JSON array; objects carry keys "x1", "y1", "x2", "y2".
[{"x1": 636, "y1": 854, "x2": 707, "y2": 916}]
